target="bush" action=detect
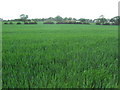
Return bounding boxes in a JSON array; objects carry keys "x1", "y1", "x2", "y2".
[
  {"x1": 9, "y1": 22, "x2": 13, "y2": 24},
  {"x1": 83, "y1": 23, "x2": 90, "y2": 24},
  {"x1": 111, "y1": 23, "x2": 118, "y2": 25},
  {"x1": 24, "y1": 21, "x2": 38, "y2": 24},
  {"x1": 103, "y1": 23, "x2": 110, "y2": 25},
  {"x1": 16, "y1": 22, "x2": 22, "y2": 24},
  {"x1": 96, "y1": 23, "x2": 101, "y2": 25},
  {"x1": 56, "y1": 21, "x2": 88, "y2": 24},
  {"x1": 56, "y1": 21, "x2": 65, "y2": 24},
  {"x1": 4, "y1": 22, "x2": 8, "y2": 24},
  {"x1": 29, "y1": 22, "x2": 37, "y2": 24},
  {"x1": 24, "y1": 22, "x2": 29, "y2": 24},
  {"x1": 33, "y1": 22, "x2": 37, "y2": 24},
  {"x1": 43, "y1": 21, "x2": 54, "y2": 24},
  {"x1": 56, "y1": 21, "x2": 79, "y2": 24},
  {"x1": 68, "y1": 21, "x2": 76, "y2": 24},
  {"x1": 76, "y1": 22, "x2": 82, "y2": 24}
]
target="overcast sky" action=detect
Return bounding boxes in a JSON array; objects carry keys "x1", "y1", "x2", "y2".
[{"x1": 0, "y1": 0, "x2": 119, "y2": 20}]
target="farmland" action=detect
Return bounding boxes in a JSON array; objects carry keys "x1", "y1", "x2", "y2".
[{"x1": 2, "y1": 23, "x2": 118, "y2": 88}]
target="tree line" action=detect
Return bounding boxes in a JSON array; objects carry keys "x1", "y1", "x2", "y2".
[{"x1": 2, "y1": 14, "x2": 120, "y2": 25}]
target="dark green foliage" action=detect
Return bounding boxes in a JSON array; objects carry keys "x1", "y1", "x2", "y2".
[
  {"x1": 110, "y1": 16, "x2": 120, "y2": 25},
  {"x1": 4, "y1": 22, "x2": 8, "y2": 24},
  {"x1": 76, "y1": 22, "x2": 82, "y2": 24},
  {"x1": 16, "y1": 22, "x2": 22, "y2": 24},
  {"x1": 55, "y1": 15, "x2": 63, "y2": 21},
  {"x1": 9, "y1": 22, "x2": 13, "y2": 24},
  {"x1": 24, "y1": 21, "x2": 38, "y2": 24},
  {"x1": 96, "y1": 23, "x2": 101, "y2": 25},
  {"x1": 56, "y1": 21, "x2": 66, "y2": 24},
  {"x1": 56, "y1": 21, "x2": 89, "y2": 24},
  {"x1": 24, "y1": 22, "x2": 29, "y2": 24},
  {"x1": 82, "y1": 23, "x2": 90, "y2": 24},
  {"x1": 29, "y1": 21, "x2": 37, "y2": 24},
  {"x1": 103, "y1": 23, "x2": 111, "y2": 25}
]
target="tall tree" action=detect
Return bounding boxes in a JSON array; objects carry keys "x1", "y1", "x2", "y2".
[
  {"x1": 68, "y1": 17, "x2": 72, "y2": 21},
  {"x1": 20, "y1": 14, "x2": 28, "y2": 21},
  {"x1": 79, "y1": 18, "x2": 86, "y2": 23},
  {"x1": 110, "y1": 16, "x2": 120, "y2": 25},
  {"x1": 99, "y1": 15, "x2": 107, "y2": 24},
  {"x1": 47, "y1": 17, "x2": 54, "y2": 21},
  {"x1": 73, "y1": 18, "x2": 77, "y2": 21},
  {"x1": 55, "y1": 15, "x2": 63, "y2": 21},
  {"x1": 95, "y1": 15, "x2": 107, "y2": 24},
  {"x1": 63, "y1": 17, "x2": 68, "y2": 21}
]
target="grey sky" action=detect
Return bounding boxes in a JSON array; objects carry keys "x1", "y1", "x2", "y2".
[{"x1": 0, "y1": 0, "x2": 119, "y2": 20}]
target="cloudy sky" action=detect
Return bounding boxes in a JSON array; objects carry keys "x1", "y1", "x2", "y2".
[{"x1": 0, "y1": 0, "x2": 119, "y2": 20}]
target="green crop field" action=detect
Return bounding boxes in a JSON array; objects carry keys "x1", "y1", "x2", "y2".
[{"x1": 2, "y1": 23, "x2": 118, "y2": 88}]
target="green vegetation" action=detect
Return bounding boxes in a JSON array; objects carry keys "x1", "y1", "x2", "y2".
[
  {"x1": 43, "y1": 21, "x2": 55, "y2": 24},
  {"x1": 56, "y1": 21, "x2": 84, "y2": 24},
  {"x1": 16, "y1": 22, "x2": 22, "y2": 24},
  {"x1": 24, "y1": 21, "x2": 37, "y2": 24},
  {"x1": 2, "y1": 23, "x2": 118, "y2": 88},
  {"x1": 0, "y1": 21, "x2": 2, "y2": 90},
  {"x1": 3, "y1": 15, "x2": 120, "y2": 25}
]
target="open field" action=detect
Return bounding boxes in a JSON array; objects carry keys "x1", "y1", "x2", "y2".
[{"x1": 2, "y1": 23, "x2": 118, "y2": 88}]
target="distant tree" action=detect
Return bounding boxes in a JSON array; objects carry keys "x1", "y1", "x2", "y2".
[
  {"x1": 89, "y1": 19, "x2": 93, "y2": 23},
  {"x1": 106, "y1": 19, "x2": 110, "y2": 23},
  {"x1": 55, "y1": 15, "x2": 63, "y2": 21},
  {"x1": 63, "y1": 17, "x2": 68, "y2": 21},
  {"x1": 95, "y1": 15, "x2": 107, "y2": 25},
  {"x1": 93, "y1": 19, "x2": 97, "y2": 23},
  {"x1": 85, "y1": 19, "x2": 90, "y2": 23},
  {"x1": 68, "y1": 17, "x2": 72, "y2": 21},
  {"x1": 73, "y1": 18, "x2": 77, "y2": 21},
  {"x1": 79, "y1": 18, "x2": 86, "y2": 23},
  {"x1": 110, "y1": 18, "x2": 115, "y2": 24},
  {"x1": 98, "y1": 15, "x2": 107, "y2": 24},
  {"x1": 20, "y1": 14, "x2": 28, "y2": 21},
  {"x1": 47, "y1": 17, "x2": 54, "y2": 21},
  {"x1": 99, "y1": 15, "x2": 104, "y2": 18},
  {"x1": 41, "y1": 18, "x2": 45, "y2": 21},
  {"x1": 110, "y1": 16, "x2": 120, "y2": 25}
]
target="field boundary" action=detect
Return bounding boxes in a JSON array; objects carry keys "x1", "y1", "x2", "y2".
[
  {"x1": 118, "y1": 1, "x2": 120, "y2": 88},
  {"x1": 0, "y1": 21, "x2": 2, "y2": 89}
]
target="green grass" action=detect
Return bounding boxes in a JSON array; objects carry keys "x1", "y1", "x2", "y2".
[
  {"x1": 2, "y1": 23, "x2": 118, "y2": 88},
  {"x1": 0, "y1": 22, "x2": 2, "y2": 90}
]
